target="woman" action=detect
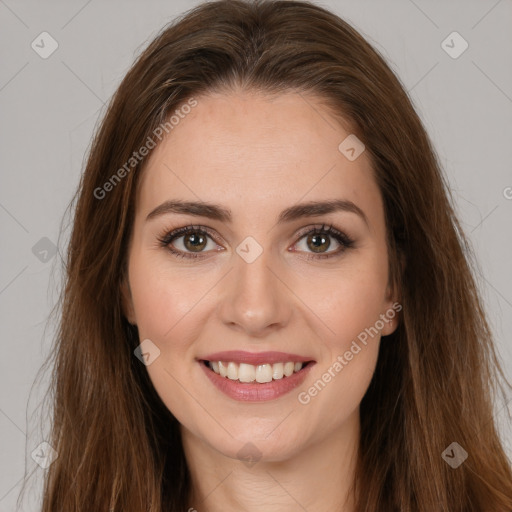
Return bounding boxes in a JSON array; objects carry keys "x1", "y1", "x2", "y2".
[{"x1": 36, "y1": 0, "x2": 512, "y2": 510}]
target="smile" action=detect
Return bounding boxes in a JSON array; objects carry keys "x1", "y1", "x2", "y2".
[
  {"x1": 204, "y1": 360, "x2": 309, "y2": 383},
  {"x1": 198, "y1": 351, "x2": 316, "y2": 402}
]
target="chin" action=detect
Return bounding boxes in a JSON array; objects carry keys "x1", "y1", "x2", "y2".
[{"x1": 184, "y1": 417, "x2": 309, "y2": 464}]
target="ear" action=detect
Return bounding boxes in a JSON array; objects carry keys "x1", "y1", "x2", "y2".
[
  {"x1": 120, "y1": 277, "x2": 137, "y2": 325},
  {"x1": 380, "y1": 282, "x2": 401, "y2": 337}
]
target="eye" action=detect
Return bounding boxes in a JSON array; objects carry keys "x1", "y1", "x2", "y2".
[
  {"x1": 157, "y1": 225, "x2": 221, "y2": 259},
  {"x1": 292, "y1": 224, "x2": 355, "y2": 260},
  {"x1": 157, "y1": 223, "x2": 354, "y2": 260}
]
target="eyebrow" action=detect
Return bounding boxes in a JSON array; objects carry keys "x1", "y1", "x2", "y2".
[{"x1": 146, "y1": 199, "x2": 369, "y2": 227}]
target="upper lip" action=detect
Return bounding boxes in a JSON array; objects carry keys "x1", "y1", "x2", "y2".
[{"x1": 199, "y1": 350, "x2": 315, "y2": 366}]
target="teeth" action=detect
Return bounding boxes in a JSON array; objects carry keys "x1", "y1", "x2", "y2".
[
  {"x1": 207, "y1": 360, "x2": 306, "y2": 382},
  {"x1": 218, "y1": 361, "x2": 228, "y2": 377},
  {"x1": 272, "y1": 362, "x2": 284, "y2": 380},
  {"x1": 256, "y1": 364, "x2": 273, "y2": 383},
  {"x1": 239, "y1": 363, "x2": 256, "y2": 383},
  {"x1": 227, "y1": 362, "x2": 238, "y2": 380},
  {"x1": 284, "y1": 362, "x2": 294, "y2": 376}
]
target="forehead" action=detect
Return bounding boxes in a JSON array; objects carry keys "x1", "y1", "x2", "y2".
[{"x1": 136, "y1": 90, "x2": 383, "y2": 227}]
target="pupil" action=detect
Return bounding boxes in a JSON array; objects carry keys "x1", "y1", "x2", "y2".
[
  {"x1": 309, "y1": 234, "x2": 329, "y2": 253},
  {"x1": 185, "y1": 233, "x2": 206, "y2": 252}
]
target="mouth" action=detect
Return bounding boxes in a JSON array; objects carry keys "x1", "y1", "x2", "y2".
[
  {"x1": 197, "y1": 351, "x2": 316, "y2": 402},
  {"x1": 201, "y1": 359, "x2": 315, "y2": 383}
]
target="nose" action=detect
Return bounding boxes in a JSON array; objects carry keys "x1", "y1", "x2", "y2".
[{"x1": 217, "y1": 246, "x2": 292, "y2": 338}]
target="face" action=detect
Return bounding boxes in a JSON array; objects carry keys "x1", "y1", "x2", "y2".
[{"x1": 122, "y1": 89, "x2": 399, "y2": 462}]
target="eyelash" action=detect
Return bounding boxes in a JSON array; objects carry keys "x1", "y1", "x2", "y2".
[{"x1": 156, "y1": 223, "x2": 355, "y2": 261}]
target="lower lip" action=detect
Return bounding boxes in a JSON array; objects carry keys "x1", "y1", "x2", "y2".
[{"x1": 199, "y1": 361, "x2": 315, "y2": 402}]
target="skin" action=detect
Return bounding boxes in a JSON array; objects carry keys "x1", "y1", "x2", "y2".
[{"x1": 122, "y1": 89, "x2": 399, "y2": 511}]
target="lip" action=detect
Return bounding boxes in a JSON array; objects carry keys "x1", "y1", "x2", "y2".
[
  {"x1": 199, "y1": 350, "x2": 315, "y2": 366},
  {"x1": 199, "y1": 359, "x2": 316, "y2": 402}
]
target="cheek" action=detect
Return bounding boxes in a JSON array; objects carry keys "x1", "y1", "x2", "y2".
[
  {"x1": 128, "y1": 256, "x2": 209, "y2": 421},
  {"x1": 312, "y1": 292, "x2": 383, "y2": 401},
  {"x1": 292, "y1": 256, "x2": 387, "y2": 412},
  {"x1": 294, "y1": 273, "x2": 386, "y2": 432},
  {"x1": 128, "y1": 248, "x2": 207, "y2": 346},
  {"x1": 300, "y1": 256, "x2": 389, "y2": 352}
]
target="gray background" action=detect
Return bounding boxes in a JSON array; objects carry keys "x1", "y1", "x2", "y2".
[{"x1": 1, "y1": 0, "x2": 511, "y2": 510}]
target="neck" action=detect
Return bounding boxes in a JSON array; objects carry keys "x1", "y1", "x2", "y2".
[{"x1": 181, "y1": 410, "x2": 360, "y2": 512}]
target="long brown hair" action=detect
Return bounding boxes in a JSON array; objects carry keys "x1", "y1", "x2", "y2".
[{"x1": 29, "y1": 0, "x2": 512, "y2": 510}]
